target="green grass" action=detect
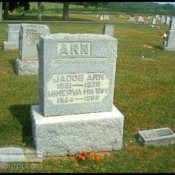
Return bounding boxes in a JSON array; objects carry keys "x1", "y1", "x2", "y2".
[{"x1": 0, "y1": 21, "x2": 175, "y2": 173}]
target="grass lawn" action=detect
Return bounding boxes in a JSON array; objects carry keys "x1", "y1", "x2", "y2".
[{"x1": 0, "y1": 20, "x2": 175, "y2": 173}]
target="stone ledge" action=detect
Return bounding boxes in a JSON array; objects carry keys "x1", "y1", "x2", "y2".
[
  {"x1": 3, "y1": 41, "x2": 19, "y2": 50},
  {"x1": 164, "y1": 46, "x2": 175, "y2": 51},
  {"x1": 31, "y1": 105, "x2": 124, "y2": 157},
  {"x1": 15, "y1": 58, "x2": 39, "y2": 76}
]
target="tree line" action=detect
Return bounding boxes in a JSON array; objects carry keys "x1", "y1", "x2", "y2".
[{"x1": 0, "y1": 2, "x2": 174, "y2": 22}]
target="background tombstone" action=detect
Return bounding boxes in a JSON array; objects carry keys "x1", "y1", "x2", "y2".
[
  {"x1": 164, "y1": 17, "x2": 175, "y2": 51},
  {"x1": 152, "y1": 17, "x2": 156, "y2": 25},
  {"x1": 103, "y1": 14, "x2": 110, "y2": 20},
  {"x1": 31, "y1": 33, "x2": 124, "y2": 156},
  {"x1": 137, "y1": 16, "x2": 144, "y2": 23},
  {"x1": 3, "y1": 24, "x2": 21, "y2": 50},
  {"x1": 103, "y1": 24, "x2": 114, "y2": 37},
  {"x1": 129, "y1": 15, "x2": 135, "y2": 22},
  {"x1": 161, "y1": 16, "x2": 166, "y2": 24},
  {"x1": 156, "y1": 14, "x2": 161, "y2": 20},
  {"x1": 100, "y1": 15, "x2": 104, "y2": 20},
  {"x1": 166, "y1": 16, "x2": 171, "y2": 25},
  {"x1": 15, "y1": 23, "x2": 50, "y2": 76},
  {"x1": 147, "y1": 16, "x2": 152, "y2": 19}
]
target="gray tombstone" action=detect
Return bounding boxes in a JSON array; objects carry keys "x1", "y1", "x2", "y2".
[
  {"x1": 138, "y1": 128, "x2": 175, "y2": 146},
  {"x1": 103, "y1": 24, "x2": 114, "y2": 37},
  {"x1": 15, "y1": 23, "x2": 50, "y2": 76},
  {"x1": 3, "y1": 24, "x2": 21, "y2": 50},
  {"x1": 164, "y1": 17, "x2": 175, "y2": 51},
  {"x1": 31, "y1": 33, "x2": 124, "y2": 156}
]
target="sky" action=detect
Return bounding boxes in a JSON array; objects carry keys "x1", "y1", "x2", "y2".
[{"x1": 156, "y1": 2, "x2": 175, "y2": 5}]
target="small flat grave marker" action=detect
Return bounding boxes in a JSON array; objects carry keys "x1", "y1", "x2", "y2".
[
  {"x1": 0, "y1": 147, "x2": 26, "y2": 163},
  {"x1": 138, "y1": 128, "x2": 175, "y2": 146}
]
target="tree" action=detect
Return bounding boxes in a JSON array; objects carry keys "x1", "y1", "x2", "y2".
[
  {"x1": 38, "y1": 2, "x2": 42, "y2": 21},
  {"x1": 0, "y1": 2, "x2": 2, "y2": 22},
  {"x1": 3, "y1": 2, "x2": 9, "y2": 20},
  {"x1": 62, "y1": 2, "x2": 70, "y2": 21}
]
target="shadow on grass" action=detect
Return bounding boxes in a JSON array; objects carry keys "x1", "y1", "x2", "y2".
[
  {"x1": 9, "y1": 104, "x2": 33, "y2": 147},
  {"x1": 154, "y1": 44, "x2": 164, "y2": 51},
  {"x1": 134, "y1": 133, "x2": 144, "y2": 147},
  {"x1": 9, "y1": 59, "x2": 17, "y2": 74}
]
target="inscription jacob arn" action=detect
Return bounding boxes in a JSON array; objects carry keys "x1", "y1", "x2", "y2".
[{"x1": 47, "y1": 73, "x2": 110, "y2": 105}]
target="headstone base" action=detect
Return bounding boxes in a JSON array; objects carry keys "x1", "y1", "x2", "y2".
[
  {"x1": 3, "y1": 41, "x2": 19, "y2": 50},
  {"x1": 31, "y1": 105, "x2": 124, "y2": 157},
  {"x1": 15, "y1": 58, "x2": 39, "y2": 76},
  {"x1": 164, "y1": 46, "x2": 175, "y2": 51}
]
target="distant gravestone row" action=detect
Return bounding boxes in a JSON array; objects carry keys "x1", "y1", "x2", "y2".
[{"x1": 100, "y1": 14, "x2": 110, "y2": 20}]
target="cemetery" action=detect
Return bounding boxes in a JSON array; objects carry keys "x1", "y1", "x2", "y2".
[{"x1": 0, "y1": 2, "x2": 175, "y2": 173}]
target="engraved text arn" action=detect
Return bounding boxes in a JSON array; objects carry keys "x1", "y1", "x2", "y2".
[{"x1": 58, "y1": 43, "x2": 90, "y2": 56}]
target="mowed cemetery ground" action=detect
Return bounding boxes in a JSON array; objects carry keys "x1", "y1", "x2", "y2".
[{"x1": 0, "y1": 21, "x2": 175, "y2": 173}]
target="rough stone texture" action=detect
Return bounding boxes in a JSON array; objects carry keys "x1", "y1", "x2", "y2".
[
  {"x1": 38, "y1": 33, "x2": 118, "y2": 117},
  {"x1": 138, "y1": 128, "x2": 175, "y2": 146},
  {"x1": 103, "y1": 24, "x2": 114, "y2": 37},
  {"x1": 0, "y1": 147, "x2": 26, "y2": 162},
  {"x1": 15, "y1": 58, "x2": 39, "y2": 76},
  {"x1": 3, "y1": 24, "x2": 21, "y2": 50},
  {"x1": 164, "y1": 18, "x2": 175, "y2": 51},
  {"x1": 31, "y1": 105, "x2": 124, "y2": 156},
  {"x1": 15, "y1": 23, "x2": 50, "y2": 76}
]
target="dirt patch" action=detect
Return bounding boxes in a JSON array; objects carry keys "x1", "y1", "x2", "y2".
[{"x1": 143, "y1": 45, "x2": 154, "y2": 49}]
